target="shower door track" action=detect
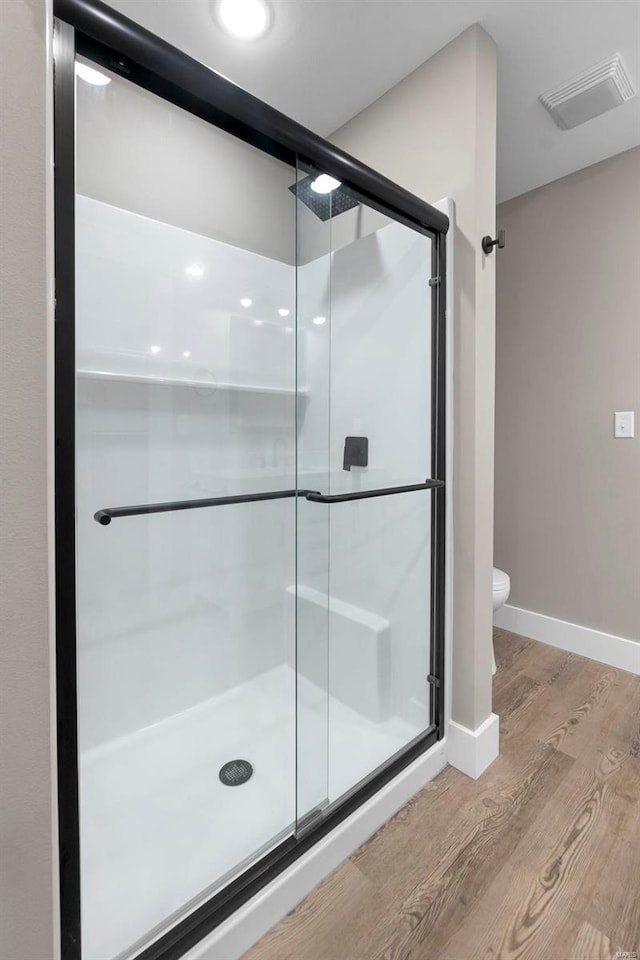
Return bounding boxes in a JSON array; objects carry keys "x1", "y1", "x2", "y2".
[{"x1": 52, "y1": 2, "x2": 448, "y2": 958}]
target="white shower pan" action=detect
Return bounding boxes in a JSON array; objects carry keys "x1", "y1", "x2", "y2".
[{"x1": 80, "y1": 664, "x2": 427, "y2": 959}]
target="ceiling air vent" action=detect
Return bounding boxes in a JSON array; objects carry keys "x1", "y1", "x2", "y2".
[{"x1": 539, "y1": 53, "x2": 636, "y2": 130}]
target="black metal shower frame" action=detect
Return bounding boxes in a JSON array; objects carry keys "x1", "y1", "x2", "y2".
[{"x1": 52, "y1": 1, "x2": 448, "y2": 957}]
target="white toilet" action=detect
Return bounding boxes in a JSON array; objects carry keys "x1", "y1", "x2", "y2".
[{"x1": 492, "y1": 567, "x2": 511, "y2": 674}]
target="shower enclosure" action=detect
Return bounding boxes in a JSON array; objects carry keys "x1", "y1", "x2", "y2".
[{"x1": 53, "y1": 2, "x2": 448, "y2": 958}]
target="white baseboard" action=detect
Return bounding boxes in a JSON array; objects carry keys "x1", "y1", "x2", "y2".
[
  {"x1": 494, "y1": 604, "x2": 639, "y2": 676},
  {"x1": 447, "y1": 713, "x2": 499, "y2": 780},
  {"x1": 183, "y1": 738, "x2": 448, "y2": 960}
]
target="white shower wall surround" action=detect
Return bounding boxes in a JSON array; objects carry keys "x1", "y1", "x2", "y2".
[
  {"x1": 75, "y1": 196, "x2": 298, "y2": 392},
  {"x1": 298, "y1": 224, "x2": 432, "y2": 729},
  {"x1": 77, "y1": 195, "x2": 432, "y2": 748},
  {"x1": 76, "y1": 196, "x2": 298, "y2": 750},
  {"x1": 76, "y1": 195, "x2": 433, "y2": 956}
]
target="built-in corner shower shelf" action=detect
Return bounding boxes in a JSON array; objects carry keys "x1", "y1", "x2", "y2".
[{"x1": 77, "y1": 369, "x2": 309, "y2": 397}]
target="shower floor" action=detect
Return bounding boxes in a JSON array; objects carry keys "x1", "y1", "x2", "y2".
[{"x1": 80, "y1": 664, "x2": 421, "y2": 960}]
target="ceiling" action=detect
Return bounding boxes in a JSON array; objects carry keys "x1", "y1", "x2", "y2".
[{"x1": 104, "y1": 0, "x2": 640, "y2": 202}]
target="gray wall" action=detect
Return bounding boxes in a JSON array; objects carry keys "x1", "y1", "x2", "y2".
[
  {"x1": 76, "y1": 63, "x2": 296, "y2": 264},
  {"x1": 330, "y1": 24, "x2": 497, "y2": 731},
  {"x1": 0, "y1": 1, "x2": 57, "y2": 958},
  {"x1": 495, "y1": 147, "x2": 640, "y2": 641}
]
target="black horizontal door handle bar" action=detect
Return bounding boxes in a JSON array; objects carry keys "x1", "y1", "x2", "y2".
[
  {"x1": 94, "y1": 480, "x2": 444, "y2": 524},
  {"x1": 304, "y1": 479, "x2": 443, "y2": 503},
  {"x1": 94, "y1": 488, "x2": 319, "y2": 525}
]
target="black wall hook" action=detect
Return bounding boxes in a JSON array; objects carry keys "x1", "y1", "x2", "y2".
[{"x1": 481, "y1": 229, "x2": 505, "y2": 255}]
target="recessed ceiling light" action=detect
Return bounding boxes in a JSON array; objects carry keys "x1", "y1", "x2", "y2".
[
  {"x1": 310, "y1": 175, "x2": 341, "y2": 195},
  {"x1": 183, "y1": 351, "x2": 191, "y2": 358},
  {"x1": 216, "y1": 0, "x2": 270, "y2": 40},
  {"x1": 75, "y1": 62, "x2": 111, "y2": 86},
  {"x1": 185, "y1": 263, "x2": 204, "y2": 278},
  {"x1": 253, "y1": 319, "x2": 264, "y2": 327},
  {"x1": 240, "y1": 297, "x2": 253, "y2": 307},
  {"x1": 278, "y1": 308, "x2": 290, "y2": 317},
  {"x1": 151, "y1": 345, "x2": 161, "y2": 354},
  {"x1": 312, "y1": 316, "x2": 326, "y2": 325}
]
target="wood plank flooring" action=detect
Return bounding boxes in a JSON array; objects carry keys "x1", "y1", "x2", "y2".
[{"x1": 243, "y1": 630, "x2": 640, "y2": 960}]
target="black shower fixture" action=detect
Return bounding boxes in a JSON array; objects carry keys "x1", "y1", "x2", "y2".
[
  {"x1": 289, "y1": 174, "x2": 361, "y2": 221},
  {"x1": 343, "y1": 436, "x2": 369, "y2": 472}
]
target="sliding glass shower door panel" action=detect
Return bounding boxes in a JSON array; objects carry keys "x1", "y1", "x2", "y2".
[
  {"x1": 328, "y1": 202, "x2": 434, "y2": 803},
  {"x1": 296, "y1": 174, "x2": 435, "y2": 818},
  {"x1": 71, "y1": 50, "x2": 441, "y2": 959},
  {"x1": 74, "y1": 61, "x2": 298, "y2": 960}
]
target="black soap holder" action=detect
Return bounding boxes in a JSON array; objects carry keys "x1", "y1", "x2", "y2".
[{"x1": 343, "y1": 436, "x2": 368, "y2": 472}]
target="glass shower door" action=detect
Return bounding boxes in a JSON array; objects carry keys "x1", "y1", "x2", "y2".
[
  {"x1": 71, "y1": 48, "x2": 441, "y2": 960},
  {"x1": 296, "y1": 168, "x2": 436, "y2": 822},
  {"x1": 74, "y1": 59, "x2": 299, "y2": 960}
]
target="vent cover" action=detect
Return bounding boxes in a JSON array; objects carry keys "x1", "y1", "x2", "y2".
[{"x1": 539, "y1": 53, "x2": 636, "y2": 130}]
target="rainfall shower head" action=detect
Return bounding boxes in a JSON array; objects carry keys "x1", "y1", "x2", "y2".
[{"x1": 289, "y1": 174, "x2": 361, "y2": 221}]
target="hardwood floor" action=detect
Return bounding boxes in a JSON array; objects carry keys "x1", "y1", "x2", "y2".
[{"x1": 243, "y1": 630, "x2": 640, "y2": 960}]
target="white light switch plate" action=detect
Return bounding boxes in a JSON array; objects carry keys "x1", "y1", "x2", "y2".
[{"x1": 614, "y1": 411, "x2": 634, "y2": 438}]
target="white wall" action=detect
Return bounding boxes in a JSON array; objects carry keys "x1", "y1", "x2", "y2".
[
  {"x1": 0, "y1": 1, "x2": 57, "y2": 958},
  {"x1": 329, "y1": 25, "x2": 497, "y2": 732},
  {"x1": 75, "y1": 197, "x2": 298, "y2": 748}
]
